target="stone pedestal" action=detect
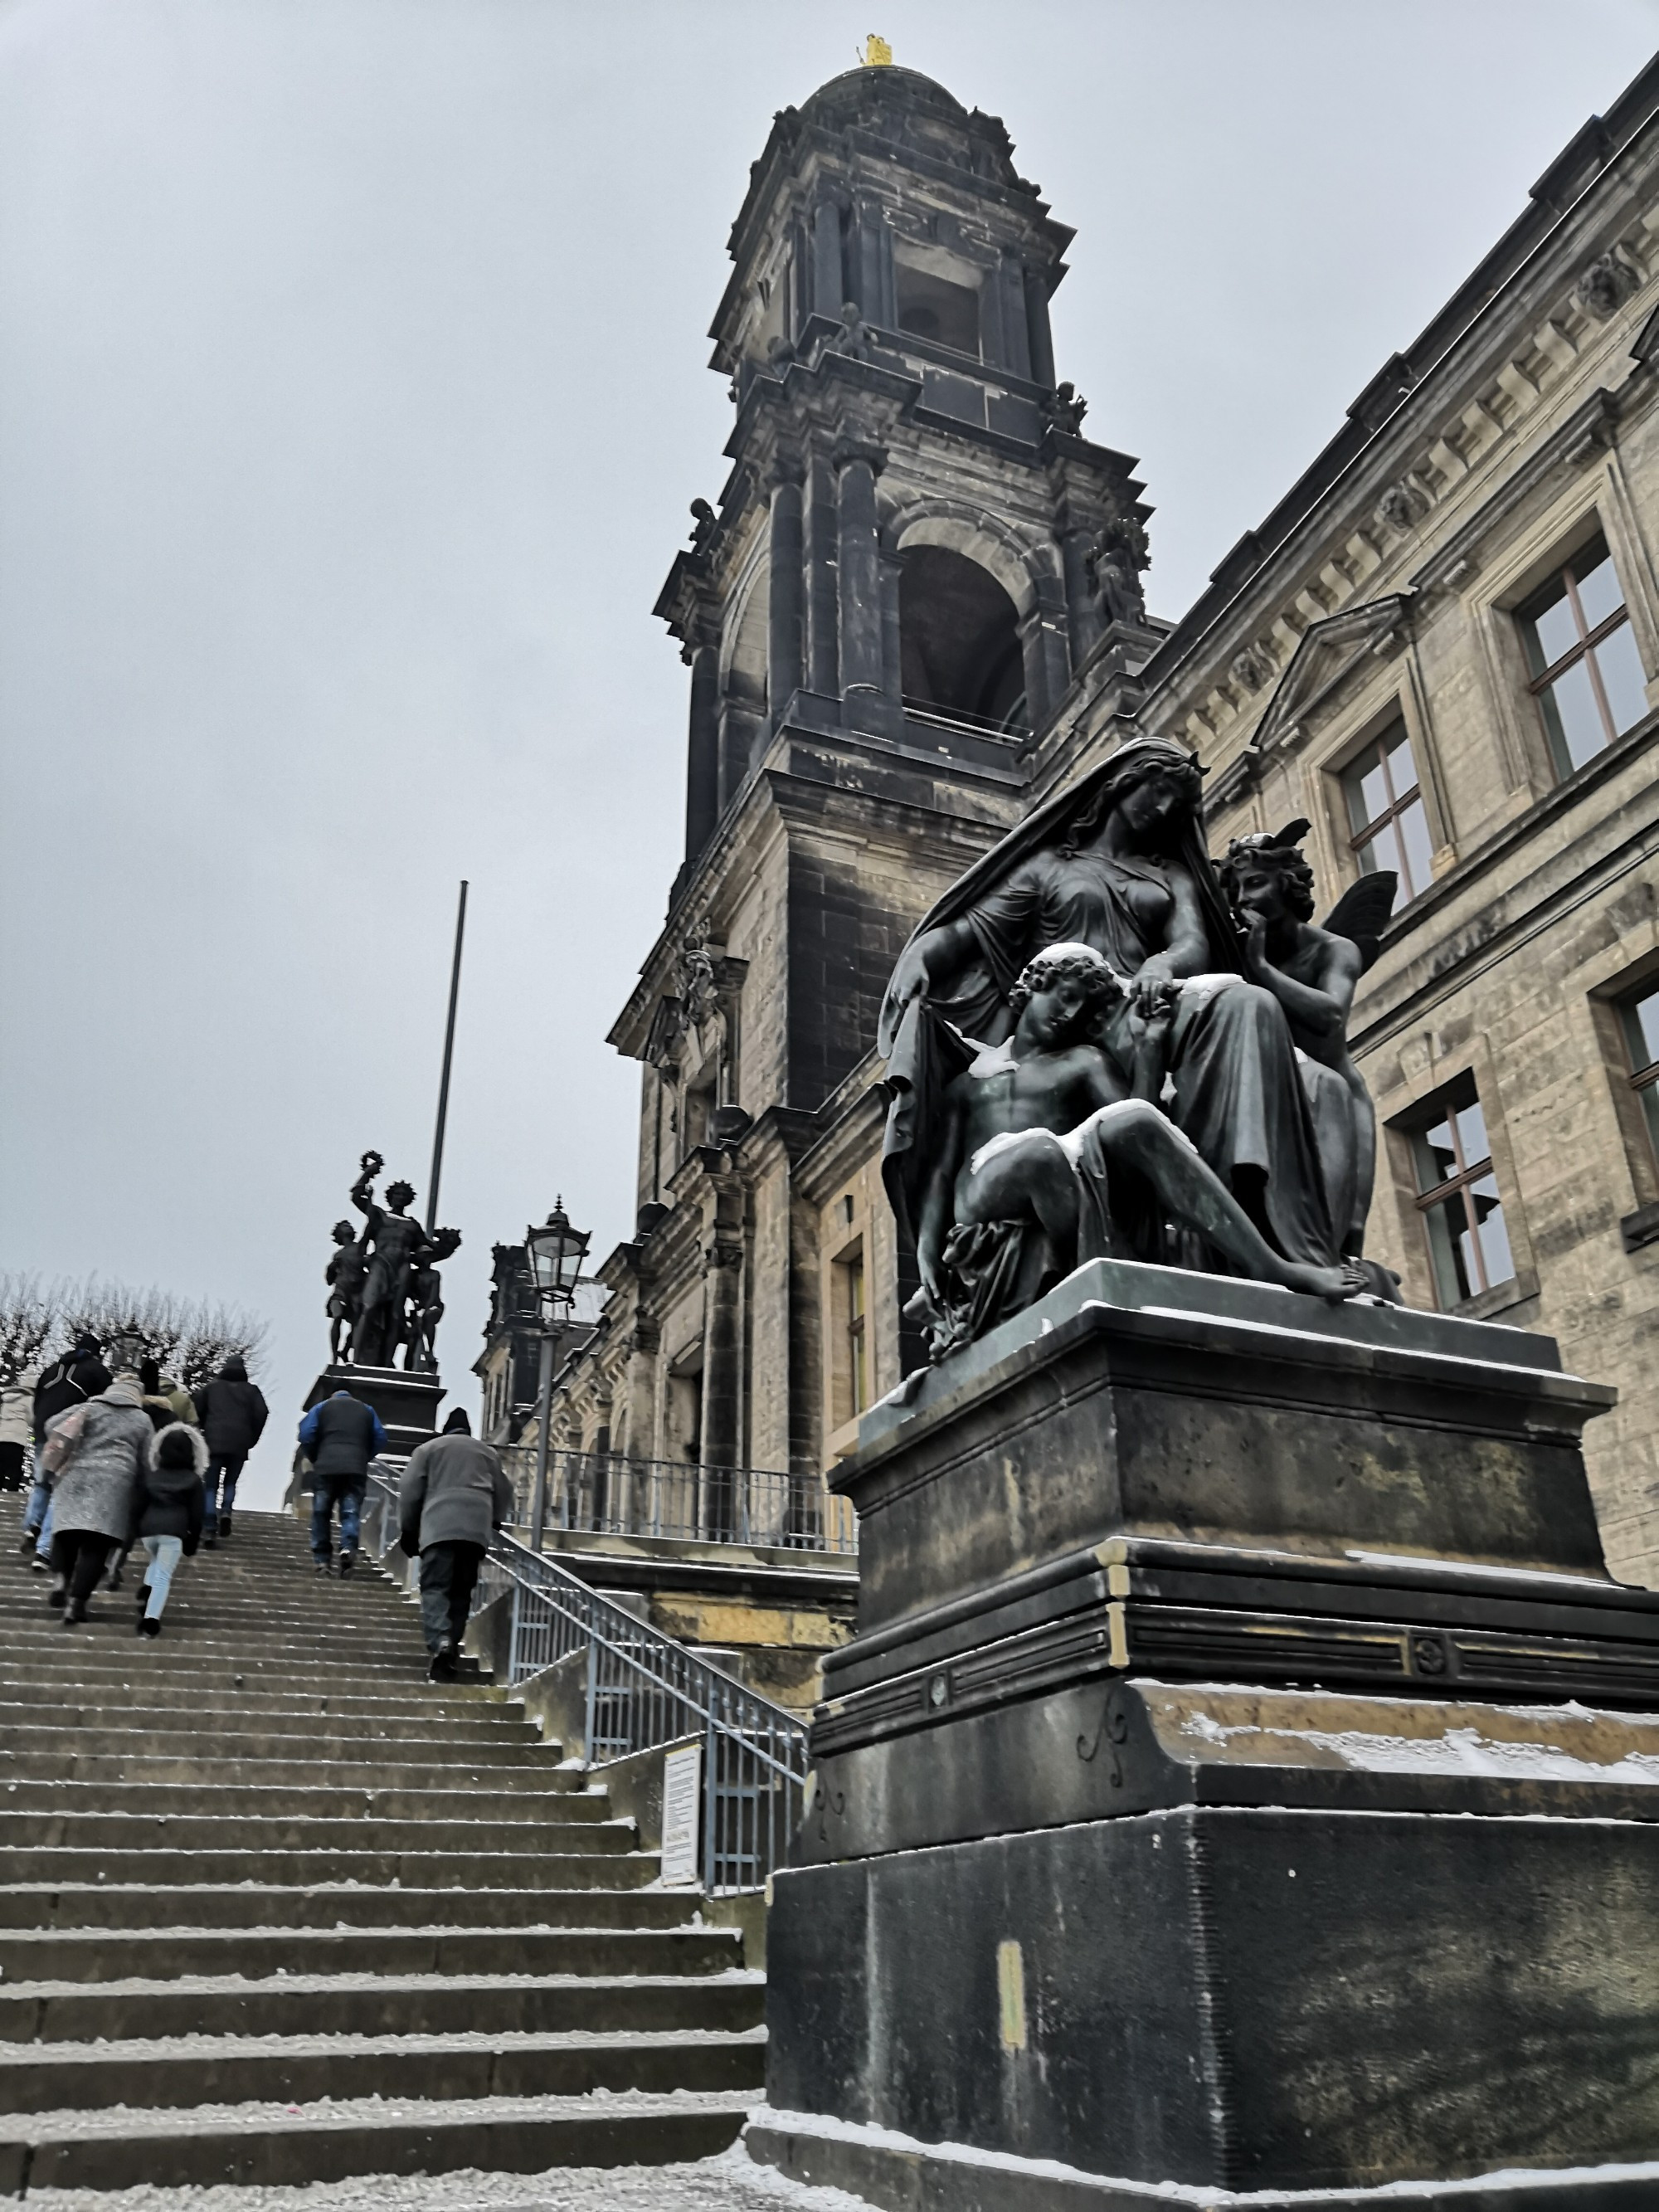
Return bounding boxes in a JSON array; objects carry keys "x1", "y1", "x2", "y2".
[
  {"x1": 301, "y1": 1365, "x2": 444, "y2": 1459},
  {"x1": 752, "y1": 1260, "x2": 1659, "y2": 2207}
]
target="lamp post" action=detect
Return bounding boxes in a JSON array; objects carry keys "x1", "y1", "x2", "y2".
[{"x1": 524, "y1": 1198, "x2": 591, "y2": 1552}]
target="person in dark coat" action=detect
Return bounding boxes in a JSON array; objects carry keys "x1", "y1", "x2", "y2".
[
  {"x1": 23, "y1": 1340, "x2": 109, "y2": 1566},
  {"x1": 134, "y1": 1423, "x2": 206, "y2": 1637},
  {"x1": 399, "y1": 1408, "x2": 513, "y2": 1681},
  {"x1": 193, "y1": 1353, "x2": 268, "y2": 1545},
  {"x1": 296, "y1": 1386, "x2": 387, "y2": 1576}
]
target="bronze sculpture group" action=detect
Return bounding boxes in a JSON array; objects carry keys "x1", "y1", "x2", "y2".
[
  {"x1": 324, "y1": 1152, "x2": 461, "y2": 1373},
  {"x1": 880, "y1": 737, "x2": 1399, "y2": 1360}
]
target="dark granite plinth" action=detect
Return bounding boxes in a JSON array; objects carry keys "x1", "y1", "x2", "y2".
[
  {"x1": 302, "y1": 1364, "x2": 444, "y2": 1459},
  {"x1": 761, "y1": 1264, "x2": 1659, "y2": 2201}
]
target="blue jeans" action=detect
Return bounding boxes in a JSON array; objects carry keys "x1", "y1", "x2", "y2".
[
  {"x1": 203, "y1": 1453, "x2": 246, "y2": 1530},
  {"x1": 311, "y1": 1472, "x2": 364, "y2": 1561},
  {"x1": 140, "y1": 1534, "x2": 183, "y2": 1620},
  {"x1": 22, "y1": 1476, "x2": 50, "y2": 1538}
]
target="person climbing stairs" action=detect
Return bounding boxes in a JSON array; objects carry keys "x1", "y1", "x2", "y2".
[{"x1": 0, "y1": 1502, "x2": 762, "y2": 2193}]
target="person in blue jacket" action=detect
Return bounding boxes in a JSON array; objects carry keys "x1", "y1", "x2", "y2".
[{"x1": 296, "y1": 1386, "x2": 387, "y2": 1576}]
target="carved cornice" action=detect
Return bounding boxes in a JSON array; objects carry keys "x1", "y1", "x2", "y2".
[
  {"x1": 1252, "y1": 594, "x2": 1414, "y2": 757},
  {"x1": 1409, "y1": 386, "x2": 1620, "y2": 602}
]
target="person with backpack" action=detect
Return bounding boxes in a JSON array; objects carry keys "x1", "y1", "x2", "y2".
[
  {"x1": 24, "y1": 1339, "x2": 109, "y2": 1569},
  {"x1": 132, "y1": 1420, "x2": 206, "y2": 1637},
  {"x1": 398, "y1": 1408, "x2": 513, "y2": 1681},
  {"x1": 39, "y1": 1375, "x2": 152, "y2": 1625},
  {"x1": 193, "y1": 1353, "x2": 268, "y2": 1545},
  {"x1": 296, "y1": 1386, "x2": 387, "y2": 1576},
  {"x1": 0, "y1": 1368, "x2": 36, "y2": 1493}
]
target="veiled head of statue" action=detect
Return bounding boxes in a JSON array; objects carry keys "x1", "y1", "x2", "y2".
[
  {"x1": 1059, "y1": 739, "x2": 1205, "y2": 859},
  {"x1": 1219, "y1": 820, "x2": 1316, "y2": 924},
  {"x1": 1008, "y1": 941, "x2": 1126, "y2": 1043}
]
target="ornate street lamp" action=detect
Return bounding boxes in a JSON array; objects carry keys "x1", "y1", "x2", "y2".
[
  {"x1": 106, "y1": 1325, "x2": 146, "y2": 1378},
  {"x1": 524, "y1": 1199, "x2": 591, "y2": 1552}
]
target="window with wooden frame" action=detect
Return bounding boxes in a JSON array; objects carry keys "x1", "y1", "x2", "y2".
[
  {"x1": 1617, "y1": 979, "x2": 1659, "y2": 1167},
  {"x1": 1340, "y1": 720, "x2": 1433, "y2": 912},
  {"x1": 845, "y1": 1253, "x2": 868, "y2": 1418},
  {"x1": 1516, "y1": 533, "x2": 1649, "y2": 779},
  {"x1": 1404, "y1": 1074, "x2": 1515, "y2": 1308}
]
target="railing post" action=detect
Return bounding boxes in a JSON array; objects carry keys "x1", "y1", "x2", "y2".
[
  {"x1": 703, "y1": 1714, "x2": 720, "y2": 1896},
  {"x1": 583, "y1": 1607, "x2": 600, "y2": 1765}
]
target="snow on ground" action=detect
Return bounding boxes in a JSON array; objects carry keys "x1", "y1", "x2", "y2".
[{"x1": 27, "y1": 2141, "x2": 872, "y2": 2212}]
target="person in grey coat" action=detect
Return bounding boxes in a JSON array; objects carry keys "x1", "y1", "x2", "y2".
[
  {"x1": 398, "y1": 1408, "x2": 513, "y2": 1682},
  {"x1": 42, "y1": 1377, "x2": 153, "y2": 1625}
]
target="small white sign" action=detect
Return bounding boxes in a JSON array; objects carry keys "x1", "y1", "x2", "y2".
[{"x1": 659, "y1": 1742, "x2": 703, "y2": 1888}]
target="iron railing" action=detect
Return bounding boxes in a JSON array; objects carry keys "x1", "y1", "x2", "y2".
[
  {"x1": 496, "y1": 1447, "x2": 856, "y2": 1556},
  {"x1": 361, "y1": 1468, "x2": 810, "y2": 1894}
]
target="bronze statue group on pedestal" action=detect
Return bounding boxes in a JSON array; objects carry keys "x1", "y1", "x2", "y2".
[{"x1": 324, "y1": 1152, "x2": 461, "y2": 1374}]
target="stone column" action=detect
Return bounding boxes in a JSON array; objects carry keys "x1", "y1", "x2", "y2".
[
  {"x1": 810, "y1": 197, "x2": 844, "y2": 319},
  {"x1": 998, "y1": 252, "x2": 1032, "y2": 379},
  {"x1": 805, "y1": 455, "x2": 839, "y2": 698},
  {"x1": 683, "y1": 641, "x2": 721, "y2": 859},
  {"x1": 1060, "y1": 529, "x2": 1104, "y2": 668},
  {"x1": 835, "y1": 442, "x2": 886, "y2": 701},
  {"x1": 1024, "y1": 263, "x2": 1057, "y2": 391},
  {"x1": 698, "y1": 1240, "x2": 744, "y2": 1536},
  {"x1": 880, "y1": 552, "x2": 903, "y2": 712},
  {"x1": 767, "y1": 460, "x2": 805, "y2": 725},
  {"x1": 1019, "y1": 577, "x2": 1073, "y2": 730}
]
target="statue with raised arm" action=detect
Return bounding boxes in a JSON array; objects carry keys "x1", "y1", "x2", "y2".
[
  {"x1": 881, "y1": 738, "x2": 1341, "y2": 1284},
  {"x1": 1218, "y1": 822, "x2": 1399, "y2": 1281},
  {"x1": 348, "y1": 1152, "x2": 431, "y2": 1369},
  {"x1": 902, "y1": 943, "x2": 1365, "y2": 1359}
]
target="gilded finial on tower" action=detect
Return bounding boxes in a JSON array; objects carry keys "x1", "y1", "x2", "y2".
[{"x1": 863, "y1": 33, "x2": 893, "y2": 66}]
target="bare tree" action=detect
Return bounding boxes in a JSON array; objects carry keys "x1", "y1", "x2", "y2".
[
  {"x1": 0, "y1": 1274, "x2": 268, "y2": 1391},
  {"x1": 0, "y1": 1274, "x2": 63, "y2": 1385}
]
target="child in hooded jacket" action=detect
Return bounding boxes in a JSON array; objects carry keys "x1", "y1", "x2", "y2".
[{"x1": 135, "y1": 1423, "x2": 206, "y2": 1637}]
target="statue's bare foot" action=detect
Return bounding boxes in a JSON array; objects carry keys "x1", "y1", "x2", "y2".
[{"x1": 1279, "y1": 1256, "x2": 1368, "y2": 1302}]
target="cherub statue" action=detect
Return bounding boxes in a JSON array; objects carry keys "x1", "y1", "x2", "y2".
[
  {"x1": 906, "y1": 942, "x2": 1365, "y2": 1360},
  {"x1": 401, "y1": 1227, "x2": 463, "y2": 1374},
  {"x1": 1217, "y1": 822, "x2": 1398, "y2": 1279},
  {"x1": 324, "y1": 1220, "x2": 368, "y2": 1365}
]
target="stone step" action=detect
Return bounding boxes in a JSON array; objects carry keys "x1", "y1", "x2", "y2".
[
  {"x1": 0, "y1": 1970, "x2": 765, "y2": 2044},
  {"x1": 0, "y1": 2027, "x2": 765, "y2": 2114},
  {"x1": 0, "y1": 2091, "x2": 749, "y2": 2191},
  {"x1": 0, "y1": 1760, "x2": 588, "y2": 1799},
  {"x1": 0, "y1": 1722, "x2": 554, "y2": 1761},
  {"x1": 0, "y1": 1885, "x2": 695, "y2": 1932},
  {"x1": 3, "y1": 1626, "x2": 430, "y2": 1664},
  {"x1": 0, "y1": 1847, "x2": 656, "y2": 1889},
  {"x1": 0, "y1": 1807, "x2": 635, "y2": 1849},
  {"x1": 0, "y1": 1780, "x2": 598, "y2": 1819},
  {"x1": 0, "y1": 1690, "x2": 532, "y2": 1726},
  {"x1": 0, "y1": 1657, "x2": 504, "y2": 1703},
  {"x1": 0, "y1": 1924, "x2": 741, "y2": 1983}
]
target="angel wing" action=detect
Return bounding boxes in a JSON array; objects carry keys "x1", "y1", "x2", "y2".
[
  {"x1": 1321, "y1": 872, "x2": 1398, "y2": 971},
  {"x1": 1272, "y1": 817, "x2": 1312, "y2": 847}
]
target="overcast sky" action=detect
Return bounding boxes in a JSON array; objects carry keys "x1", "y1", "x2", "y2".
[{"x1": 3, "y1": 0, "x2": 1657, "y2": 1506}]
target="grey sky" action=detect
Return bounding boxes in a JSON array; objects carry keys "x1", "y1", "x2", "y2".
[{"x1": 3, "y1": 0, "x2": 1656, "y2": 1506}]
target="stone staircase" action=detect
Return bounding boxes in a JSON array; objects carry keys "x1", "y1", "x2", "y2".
[{"x1": 0, "y1": 1503, "x2": 762, "y2": 2193}]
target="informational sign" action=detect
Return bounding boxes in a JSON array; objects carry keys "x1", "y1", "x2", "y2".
[{"x1": 660, "y1": 1742, "x2": 703, "y2": 1888}]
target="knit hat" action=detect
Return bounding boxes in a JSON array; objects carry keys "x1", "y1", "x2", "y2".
[{"x1": 441, "y1": 1408, "x2": 472, "y2": 1435}]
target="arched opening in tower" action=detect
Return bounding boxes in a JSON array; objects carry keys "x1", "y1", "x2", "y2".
[{"x1": 899, "y1": 546, "x2": 1026, "y2": 734}]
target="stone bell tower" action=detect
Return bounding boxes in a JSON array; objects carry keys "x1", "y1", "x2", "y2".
[
  {"x1": 659, "y1": 59, "x2": 1154, "y2": 881},
  {"x1": 572, "y1": 56, "x2": 1159, "y2": 1495}
]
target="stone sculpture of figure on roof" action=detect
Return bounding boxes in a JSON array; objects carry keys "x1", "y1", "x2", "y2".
[
  {"x1": 1092, "y1": 514, "x2": 1150, "y2": 629},
  {"x1": 878, "y1": 738, "x2": 1394, "y2": 1358}
]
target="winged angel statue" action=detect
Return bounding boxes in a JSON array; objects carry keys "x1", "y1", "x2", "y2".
[{"x1": 878, "y1": 738, "x2": 1399, "y2": 1362}]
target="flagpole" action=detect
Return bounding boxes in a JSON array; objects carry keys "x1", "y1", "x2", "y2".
[{"x1": 427, "y1": 880, "x2": 468, "y2": 1229}]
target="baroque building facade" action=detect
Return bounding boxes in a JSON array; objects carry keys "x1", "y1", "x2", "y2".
[{"x1": 544, "y1": 51, "x2": 1659, "y2": 1587}]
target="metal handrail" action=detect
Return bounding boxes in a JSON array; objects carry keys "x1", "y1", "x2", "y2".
[
  {"x1": 496, "y1": 1446, "x2": 857, "y2": 1557},
  {"x1": 361, "y1": 1466, "x2": 809, "y2": 1894}
]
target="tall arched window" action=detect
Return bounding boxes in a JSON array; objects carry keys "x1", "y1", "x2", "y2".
[{"x1": 898, "y1": 546, "x2": 1025, "y2": 733}]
